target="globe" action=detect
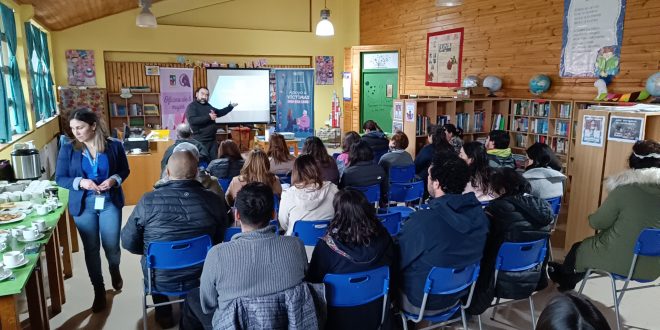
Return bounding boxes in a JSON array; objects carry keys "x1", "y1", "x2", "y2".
[
  {"x1": 646, "y1": 72, "x2": 660, "y2": 97},
  {"x1": 529, "y1": 74, "x2": 551, "y2": 95},
  {"x1": 462, "y1": 75, "x2": 479, "y2": 88},
  {"x1": 483, "y1": 76, "x2": 502, "y2": 93}
]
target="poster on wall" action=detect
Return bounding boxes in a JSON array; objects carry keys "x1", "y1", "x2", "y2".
[
  {"x1": 425, "y1": 28, "x2": 463, "y2": 87},
  {"x1": 581, "y1": 115, "x2": 606, "y2": 147},
  {"x1": 393, "y1": 121, "x2": 403, "y2": 133},
  {"x1": 160, "y1": 67, "x2": 194, "y2": 139},
  {"x1": 393, "y1": 100, "x2": 403, "y2": 121},
  {"x1": 275, "y1": 69, "x2": 315, "y2": 143},
  {"x1": 315, "y1": 56, "x2": 334, "y2": 85},
  {"x1": 560, "y1": 0, "x2": 626, "y2": 78},
  {"x1": 608, "y1": 116, "x2": 644, "y2": 143},
  {"x1": 342, "y1": 72, "x2": 352, "y2": 101},
  {"x1": 405, "y1": 102, "x2": 415, "y2": 123},
  {"x1": 65, "y1": 50, "x2": 96, "y2": 86}
]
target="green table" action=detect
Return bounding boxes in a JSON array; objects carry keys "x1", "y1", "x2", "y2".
[{"x1": 0, "y1": 188, "x2": 70, "y2": 330}]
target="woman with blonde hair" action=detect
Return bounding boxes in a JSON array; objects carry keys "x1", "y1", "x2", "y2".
[
  {"x1": 226, "y1": 149, "x2": 282, "y2": 205},
  {"x1": 268, "y1": 133, "x2": 296, "y2": 175}
]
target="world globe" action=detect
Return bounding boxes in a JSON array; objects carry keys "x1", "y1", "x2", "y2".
[
  {"x1": 530, "y1": 74, "x2": 551, "y2": 95},
  {"x1": 462, "y1": 75, "x2": 479, "y2": 88},
  {"x1": 646, "y1": 72, "x2": 660, "y2": 97},
  {"x1": 483, "y1": 75, "x2": 502, "y2": 93}
]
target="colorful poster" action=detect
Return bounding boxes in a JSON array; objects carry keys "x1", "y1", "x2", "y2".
[
  {"x1": 342, "y1": 72, "x2": 351, "y2": 101},
  {"x1": 560, "y1": 0, "x2": 626, "y2": 78},
  {"x1": 275, "y1": 69, "x2": 315, "y2": 143},
  {"x1": 581, "y1": 115, "x2": 606, "y2": 147},
  {"x1": 159, "y1": 67, "x2": 194, "y2": 139},
  {"x1": 393, "y1": 100, "x2": 403, "y2": 121},
  {"x1": 426, "y1": 28, "x2": 463, "y2": 87},
  {"x1": 405, "y1": 102, "x2": 415, "y2": 123},
  {"x1": 65, "y1": 50, "x2": 96, "y2": 86},
  {"x1": 315, "y1": 56, "x2": 334, "y2": 85},
  {"x1": 393, "y1": 121, "x2": 403, "y2": 133},
  {"x1": 608, "y1": 116, "x2": 644, "y2": 143}
]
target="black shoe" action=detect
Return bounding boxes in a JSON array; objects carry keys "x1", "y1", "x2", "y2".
[
  {"x1": 155, "y1": 314, "x2": 176, "y2": 329},
  {"x1": 110, "y1": 266, "x2": 123, "y2": 291},
  {"x1": 92, "y1": 286, "x2": 107, "y2": 313}
]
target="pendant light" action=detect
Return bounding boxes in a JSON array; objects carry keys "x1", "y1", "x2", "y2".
[
  {"x1": 136, "y1": 0, "x2": 157, "y2": 28},
  {"x1": 435, "y1": 0, "x2": 464, "y2": 6},
  {"x1": 315, "y1": 0, "x2": 334, "y2": 37}
]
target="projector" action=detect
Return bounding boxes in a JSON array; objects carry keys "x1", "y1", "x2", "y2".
[{"x1": 279, "y1": 132, "x2": 295, "y2": 140}]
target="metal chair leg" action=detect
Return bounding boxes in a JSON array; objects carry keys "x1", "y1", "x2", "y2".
[
  {"x1": 461, "y1": 308, "x2": 468, "y2": 330},
  {"x1": 548, "y1": 240, "x2": 554, "y2": 261},
  {"x1": 529, "y1": 296, "x2": 536, "y2": 329},
  {"x1": 142, "y1": 286, "x2": 148, "y2": 330},
  {"x1": 577, "y1": 269, "x2": 592, "y2": 295},
  {"x1": 401, "y1": 312, "x2": 409, "y2": 330},
  {"x1": 490, "y1": 297, "x2": 500, "y2": 320},
  {"x1": 608, "y1": 275, "x2": 622, "y2": 330},
  {"x1": 477, "y1": 315, "x2": 483, "y2": 330}
]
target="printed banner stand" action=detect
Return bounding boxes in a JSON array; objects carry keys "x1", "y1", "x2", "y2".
[
  {"x1": 274, "y1": 69, "x2": 315, "y2": 146},
  {"x1": 159, "y1": 67, "x2": 194, "y2": 139}
]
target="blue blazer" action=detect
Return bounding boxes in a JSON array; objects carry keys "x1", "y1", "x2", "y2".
[{"x1": 56, "y1": 138, "x2": 130, "y2": 216}]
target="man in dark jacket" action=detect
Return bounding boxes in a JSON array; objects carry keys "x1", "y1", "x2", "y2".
[
  {"x1": 485, "y1": 130, "x2": 515, "y2": 168},
  {"x1": 121, "y1": 150, "x2": 228, "y2": 328},
  {"x1": 160, "y1": 123, "x2": 210, "y2": 171},
  {"x1": 361, "y1": 120, "x2": 389, "y2": 162},
  {"x1": 397, "y1": 154, "x2": 489, "y2": 315},
  {"x1": 185, "y1": 87, "x2": 237, "y2": 159}
]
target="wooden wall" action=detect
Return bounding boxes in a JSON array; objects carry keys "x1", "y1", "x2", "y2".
[{"x1": 360, "y1": 0, "x2": 660, "y2": 100}]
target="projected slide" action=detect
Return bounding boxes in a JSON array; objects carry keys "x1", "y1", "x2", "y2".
[{"x1": 207, "y1": 69, "x2": 270, "y2": 123}]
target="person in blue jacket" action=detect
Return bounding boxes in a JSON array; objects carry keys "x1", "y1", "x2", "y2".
[{"x1": 56, "y1": 109, "x2": 130, "y2": 313}]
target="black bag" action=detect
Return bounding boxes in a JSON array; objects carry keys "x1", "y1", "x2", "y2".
[{"x1": 0, "y1": 160, "x2": 15, "y2": 182}]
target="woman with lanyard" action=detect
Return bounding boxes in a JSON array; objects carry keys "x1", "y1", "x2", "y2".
[{"x1": 56, "y1": 109, "x2": 130, "y2": 313}]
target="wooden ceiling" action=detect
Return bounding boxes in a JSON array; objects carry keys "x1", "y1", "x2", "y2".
[{"x1": 15, "y1": 0, "x2": 160, "y2": 31}]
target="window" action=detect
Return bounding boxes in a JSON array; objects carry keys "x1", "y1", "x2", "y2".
[{"x1": 24, "y1": 22, "x2": 56, "y2": 125}]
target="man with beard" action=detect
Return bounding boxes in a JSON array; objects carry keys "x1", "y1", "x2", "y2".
[{"x1": 185, "y1": 87, "x2": 238, "y2": 159}]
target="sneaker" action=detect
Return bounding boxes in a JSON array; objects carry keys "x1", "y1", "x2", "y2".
[{"x1": 92, "y1": 286, "x2": 107, "y2": 313}]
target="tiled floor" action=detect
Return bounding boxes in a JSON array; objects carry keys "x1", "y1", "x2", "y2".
[{"x1": 45, "y1": 205, "x2": 659, "y2": 329}]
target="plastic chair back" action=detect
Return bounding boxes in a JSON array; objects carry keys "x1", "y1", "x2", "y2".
[
  {"x1": 495, "y1": 239, "x2": 547, "y2": 272},
  {"x1": 218, "y1": 178, "x2": 231, "y2": 192},
  {"x1": 276, "y1": 174, "x2": 291, "y2": 185},
  {"x1": 223, "y1": 227, "x2": 241, "y2": 242},
  {"x1": 373, "y1": 149, "x2": 387, "y2": 164},
  {"x1": 324, "y1": 266, "x2": 390, "y2": 307},
  {"x1": 146, "y1": 235, "x2": 212, "y2": 270},
  {"x1": 332, "y1": 152, "x2": 340, "y2": 160},
  {"x1": 545, "y1": 196, "x2": 562, "y2": 218},
  {"x1": 352, "y1": 184, "x2": 381, "y2": 205},
  {"x1": 635, "y1": 228, "x2": 660, "y2": 257},
  {"x1": 292, "y1": 220, "x2": 330, "y2": 246},
  {"x1": 389, "y1": 181, "x2": 424, "y2": 204},
  {"x1": 274, "y1": 195, "x2": 280, "y2": 213},
  {"x1": 377, "y1": 212, "x2": 402, "y2": 235},
  {"x1": 424, "y1": 263, "x2": 480, "y2": 295},
  {"x1": 480, "y1": 200, "x2": 490, "y2": 208},
  {"x1": 389, "y1": 165, "x2": 416, "y2": 183}
]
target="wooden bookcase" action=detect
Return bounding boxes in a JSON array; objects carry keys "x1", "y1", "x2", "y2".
[{"x1": 108, "y1": 93, "x2": 161, "y2": 133}]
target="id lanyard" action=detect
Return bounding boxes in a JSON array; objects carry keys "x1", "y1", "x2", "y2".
[{"x1": 84, "y1": 148, "x2": 105, "y2": 210}]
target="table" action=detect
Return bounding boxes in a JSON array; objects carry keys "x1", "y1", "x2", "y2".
[
  {"x1": 254, "y1": 137, "x2": 300, "y2": 156},
  {"x1": 123, "y1": 140, "x2": 173, "y2": 205},
  {"x1": 0, "y1": 188, "x2": 71, "y2": 330}
]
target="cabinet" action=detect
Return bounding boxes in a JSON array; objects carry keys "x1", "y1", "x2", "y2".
[{"x1": 107, "y1": 93, "x2": 161, "y2": 133}]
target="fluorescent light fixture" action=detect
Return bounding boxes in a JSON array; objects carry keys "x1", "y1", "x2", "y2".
[
  {"x1": 315, "y1": 6, "x2": 334, "y2": 36},
  {"x1": 435, "y1": 0, "x2": 464, "y2": 6},
  {"x1": 136, "y1": 0, "x2": 157, "y2": 28}
]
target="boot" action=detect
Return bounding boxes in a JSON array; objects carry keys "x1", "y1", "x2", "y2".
[
  {"x1": 92, "y1": 285, "x2": 107, "y2": 313},
  {"x1": 110, "y1": 266, "x2": 123, "y2": 291}
]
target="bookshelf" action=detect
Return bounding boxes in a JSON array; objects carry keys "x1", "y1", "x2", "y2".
[{"x1": 108, "y1": 93, "x2": 161, "y2": 133}]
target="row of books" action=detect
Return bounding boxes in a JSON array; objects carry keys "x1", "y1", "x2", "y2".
[
  {"x1": 110, "y1": 103, "x2": 127, "y2": 116},
  {"x1": 530, "y1": 102, "x2": 550, "y2": 117},
  {"x1": 558, "y1": 103, "x2": 572, "y2": 118},
  {"x1": 456, "y1": 113, "x2": 470, "y2": 133},
  {"x1": 554, "y1": 121, "x2": 569, "y2": 137},
  {"x1": 473, "y1": 111, "x2": 485, "y2": 133},
  {"x1": 491, "y1": 114, "x2": 506, "y2": 130},
  {"x1": 552, "y1": 137, "x2": 569, "y2": 154},
  {"x1": 531, "y1": 118, "x2": 549, "y2": 134},
  {"x1": 514, "y1": 133, "x2": 528, "y2": 148},
  {"x1": 416, "y1": 115, "x2": 432, "y2": 136},
  {"x1": 512, "y1": 100, "x2": 531, "y2": 115},
  {"x1": 533, "y1": 134, "x2": 548, "y2": 144},
  {"x1": 512, "y1": 117, "x2": 529, "y2": 132}
]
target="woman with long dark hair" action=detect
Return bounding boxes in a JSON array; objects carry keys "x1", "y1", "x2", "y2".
[
  {"x1": 336, "y1": 131, "x2": 361, "y2": 176},
  {"x1": 361, "y1": 120, "x2": 389, "y2": 162},
  {"x1": 56, "y1": 108, "x2": 130, "y2": 312},
  {"x1": 268, "y1": 133, "x2": 296, "y2": 175},
  {"x1": 207, "y1": 139, "x2": 244, "y2": 179},
  {"x1": 340, "y1": 140, "x2": 388, "y2": 204},
  {"x1": 307, "y1": 189, "x2": 395, "y2": 329},
  {"x1": 443, "y1": 123, "x2": 464, "y2": 153},
  {"x1": 459, "y1": 142, "x2": 497, "y2": 202},
  {"x1": 522, "y1": 142, "x2": 566, "y2": 199},
  {"x1": 302, "y1": 136, "x2": 339, "y2": 184}
]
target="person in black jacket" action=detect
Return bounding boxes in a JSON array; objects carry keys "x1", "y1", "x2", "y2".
[
  {"x1": 160, "y1": 123, "x2": 210, "y2": 171},
  {"x1": 467, "y1": 167, "x2": 553, "y2": 315},
  {"x1": 185, "y1": 87, "x2": 237, "y2": 159},
  {"x1": 307, "y1": 189, "x2": 396, "y2": 330},
  {"x1": 206, "y1": 139, "x2": 245, "y2": 179},
  {"x1": 361, "y1": 120, "x2": 389, "y2": 162},
  {"x1": 121, "y1": 150, "x2": 228, "y2": 328},
  {"x1": 339, "y1": 140, "x2": 388, "y2": 205},
  {"x1": 398, "y1": 154, "x2": 489, "y2": 316},
  {"x1": 414, "y1": 125, "x2": 455, "y2": 199}
]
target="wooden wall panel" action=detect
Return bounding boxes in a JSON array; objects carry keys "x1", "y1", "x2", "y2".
[{"x1": 360, "y1": 0, "x2": 660, "y2": 100}]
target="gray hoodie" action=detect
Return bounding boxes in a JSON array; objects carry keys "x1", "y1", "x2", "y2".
[
  {"x1": 523, "y1": 167, "x2": 566, "y2": 199},
  {"x1": 278, "y1": 181, "x2": 338, "y2": 235}
]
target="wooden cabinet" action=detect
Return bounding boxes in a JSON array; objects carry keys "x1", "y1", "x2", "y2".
[{"x1": 107, "y1": 93, "x2": 161, "y2": 133}]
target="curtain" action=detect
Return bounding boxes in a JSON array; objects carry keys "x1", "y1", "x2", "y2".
[
  {"x1": 24, "y1": 22, "x2": 50, "y2": 122},
  {"x1": 39, "y1": 29, "x2": 55, "y2": 118},
  {"x1": 1, "y1": 4, "x2": 28, "y2": 133}
]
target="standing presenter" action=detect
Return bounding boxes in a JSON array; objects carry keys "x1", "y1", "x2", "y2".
[{"x1": 185, "y1": 87, "x2": 238, "y2": 159}]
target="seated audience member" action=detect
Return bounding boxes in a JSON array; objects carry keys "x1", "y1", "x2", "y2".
[
  {"x1": 268, "y1": 133, "x2": 296, "y2": 175},
  {"x1": 206, "y1": 139, "x2": 244, "y2": 179},
  {"x1": 467, "y1": 168, "x2": 554, "y2": 315},
  {"x1": 549, "y1": 140, "x2": 660, "y2": 290},
  {"x1": 523, "y1": 142, "x2": 566, "y2": 199},
  {"x1": 307, "y1": 189, "x2": 396, "y2": 330},
  {"x1": 336, "y1": 131, "x2": 361, "y2": 177},
  {"x1": 225, "y1": 149, "x2": 282, "y2": 206},
  {"x1": 485, "y1": 130, "x2": 515, "y2": 168},
  {"x1": 414, "y1": 125, "x2": 455, "y2": 199},
  {"x1": 361, "y1": 120, "x2": 389, "y2": 162},
  {"x1": 339, "y1": 140, "x2": 388, "y2": 205},
  {"x1": 160, "y1": 123, "x2": 210, "y2": 171},
  {"x1": 302, "y1": 136, "x2": 340, "y2": 185},
  {"x1": 121, "y1": 150, "x2": 228, "y2": 328},
  {"x1": 279, "y1": 155, "x2": 338, "y2": 235},
  {"x1": 459, "y1": 142, "x2": 497, "y2": 202},
  {"x1": 180, "y1": 183, "x2": 309, "y2": 329},
  {"x1": 443, "y1": 123, "x2": 464, "y2": 153},
  {"x1": 398, "y1": 155, "x2": 488, "y2": 315},
  {"x1": 379, "y1": 131, "x2": 414, "y2": 175},
  {"x1": 536, "y1": 293, "x2": 611, "y2": 330}
]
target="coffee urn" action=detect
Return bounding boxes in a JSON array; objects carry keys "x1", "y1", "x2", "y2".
[{"x1": 11, "y1": 141, "x2": 43, "y2": 180}]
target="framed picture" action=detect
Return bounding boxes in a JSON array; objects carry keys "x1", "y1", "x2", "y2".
[
  {"x1": 581, "y1": 115, "x2": 606, "y2": 147},
  {"x1": 425, "y1": 28, "x2": 464, "y2": 87},
  {"x1": 608, "y1": 116, "x2": 644, "y2": 143},
  {"x1": 393, "y1": 100, "x2": 403, "y2": 121},
  {"x1": 393, "y1": 121, "x2": 403, "y2": 133},
  {"x1": 145, "y1": 65, "x2": 160, "y2": 76}
]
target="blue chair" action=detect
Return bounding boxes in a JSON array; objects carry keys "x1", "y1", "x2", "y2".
[
  {"x1": 373, "y1": 149, "x2": 387, "y2": 164},
  {"x1": 324, "y1": 266, "x2": 390, "y2": 327},
  {"x1": 332, "y1": 152, "x2": 340, "y2": 160},
  {"x1": 223, "y1": 227, "x2": 241, "y2": 242},
  {"x1": 270, "y1": 219, "x2": 280, "y2": 235},
  {"x1": 142, "y1": 235, "x2": 212, "y2": 330},
  {"x1": 388, "y1": 181, "x2": 424, "y2": 219},
  {"x1": 352, "y1": 184, "x2": 381, "y2": 208},
  {"x1": 377, "y1": 212, "x2": 402, "y2": 236},
  {"x1": 577, "y1": 228, "x2": 660, "y2": 330},
  {"x1": 480, "y1": 200, "x2": 490, "y2": 208},
  {"x1": 544, "y1": 196, "x2": 562, "y2": 260},
  {"x1": 274, "y1": 195, "x2": 280, "y2": 213},
  {"x1": 480, "y1": 239, "x2": 548, "y2": 330},
  {"x1": 400, "y1": 263, "x2": 480, "y2": 330},
  {"x1": 276, "y1": 174, "x2": 291, "y2": 185},
  {"x1": 291, "y1": 220, "x2": 330, "y2": 246},
  {"x1": 389, "y1": 165, "x2": 416, "y2": 183},
  {"x1": 218, "y1": 178, "x2": 231, "y2": 192}
]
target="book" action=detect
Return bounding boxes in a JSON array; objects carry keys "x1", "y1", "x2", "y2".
[
  {"x1": 559, "y1": 103, "x2": 572, "y2": 118},
  {"x1": 491, "y1": 114, "x2": 506, "y2": 130}
]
